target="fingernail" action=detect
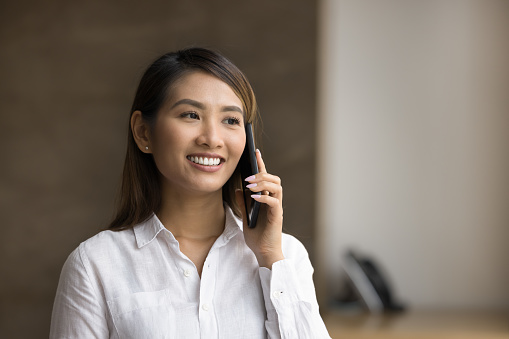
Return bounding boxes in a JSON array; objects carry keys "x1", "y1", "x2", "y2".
[
  {"x1": 246, "y1": 183, "x2": 257, "y2": 188},
  {"x1": 251, "y1": 194, "x2": 261, "y2": 199},
  {"x1": 245, "y1": 175, "x2": 256, "y2": 182}
]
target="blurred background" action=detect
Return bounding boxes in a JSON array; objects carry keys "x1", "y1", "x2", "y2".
[{"x1": 1, "y1": 0, "x2": 508, "y2": 338}]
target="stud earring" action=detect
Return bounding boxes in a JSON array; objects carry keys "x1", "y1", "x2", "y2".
[{"x1": 145, "y1": 146, "x2": 149, "y2": 150}]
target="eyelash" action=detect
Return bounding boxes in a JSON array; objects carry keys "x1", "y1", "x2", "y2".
[
  {"x1": 224, "y1": 116, "x2": 241, "y2": 125},
  {"x1": 181, "y1": 112, "x2": 199, "y2": 119},
  {"x1": 180, "y1": 112, "x2": 241, "y2": 126}
]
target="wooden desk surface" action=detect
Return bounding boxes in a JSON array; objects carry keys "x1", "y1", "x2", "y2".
[{"x1": 324, "y1": 309, "x2": 509, "y2": 339}]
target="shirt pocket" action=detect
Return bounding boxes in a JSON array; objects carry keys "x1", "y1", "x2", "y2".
[{"x1": 107, "y1": 289, "x2": 176, "y2": 339}]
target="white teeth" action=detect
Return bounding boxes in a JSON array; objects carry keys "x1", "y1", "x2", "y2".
[{"x1": 188, "y1": 156, "x2": 221, "y2": 166}]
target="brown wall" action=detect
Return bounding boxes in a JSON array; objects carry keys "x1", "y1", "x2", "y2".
[{"x1": 0, "y1": 1, "x2": 317, "y2": 337}]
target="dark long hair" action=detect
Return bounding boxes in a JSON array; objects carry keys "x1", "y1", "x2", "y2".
[{"x1": 108, "y1": 48, "x2": 260, "y2": 230}]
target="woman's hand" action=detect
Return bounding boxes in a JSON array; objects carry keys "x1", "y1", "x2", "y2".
[{"x1": 236, "y1": 149, "x2": 285, "y2": 269}]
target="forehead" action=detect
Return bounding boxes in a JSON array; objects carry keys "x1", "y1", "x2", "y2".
[{"x1": 167, "y1": 71, "x2": 243, "y2": 107}]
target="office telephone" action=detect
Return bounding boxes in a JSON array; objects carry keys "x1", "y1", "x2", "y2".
[{"x1": 338, "y1": 250, "x2": 405, "y2": 313}]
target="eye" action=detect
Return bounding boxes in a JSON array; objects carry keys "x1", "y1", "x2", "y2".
[
  {"x1": 181, "y1": 112, "x2": 199, "y2": 120},
  {"x1": 223, "y1": 116, "x2": 241, "y2": 125}
]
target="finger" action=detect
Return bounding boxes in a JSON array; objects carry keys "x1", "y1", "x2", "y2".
[
  {"x1": 246, "y1": 181, "x2": 282, "y2": 198},
  {"x1": 245, "y1": 172, "x2": 281, "y2": 186},
  {"x1": 251, "y1": 193, "x2": 282, "y2": 211},
  {"x1": 256, "y1": 149, "x2": 267, "y2": 174},
  {"x1": 251, "y1": 194, "x2": 284, "y2": 225}
]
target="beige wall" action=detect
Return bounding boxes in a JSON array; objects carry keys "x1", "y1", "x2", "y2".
[
  {"x1": 317, "y1": 0, "x2": 509, "y2": 310},
  {"x1": 0, "y1": 1, "x2": 318, "y2": 337}
]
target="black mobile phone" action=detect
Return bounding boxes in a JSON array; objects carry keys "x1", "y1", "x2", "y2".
[{"x1": 239, "y1": 123, "x2": 261, "y2": 228}]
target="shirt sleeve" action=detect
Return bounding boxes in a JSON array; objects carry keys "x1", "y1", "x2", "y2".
[
  {"x1": 50, "y1": 244, "x2": 109, "y2": 338},
  {"x1": 258, "y1": 239, "x2": 331, "y2": 339}
]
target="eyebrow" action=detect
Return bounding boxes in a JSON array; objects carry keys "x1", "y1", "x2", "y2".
[{"x1": 171, "y1": 98, "x2": 244, "y2": 115}]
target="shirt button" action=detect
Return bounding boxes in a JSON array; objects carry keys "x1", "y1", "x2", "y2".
[
  {"x1": 272, "y1": 291, "x2": 282, "y2": 299},
  {"x1": 202, "y1": 304, "x2": 209, "y2": 311},
  {"x1": 184, "y1": 269, "x2": 191, "y2": 277}
]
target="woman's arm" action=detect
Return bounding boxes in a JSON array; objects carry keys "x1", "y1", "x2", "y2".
[
  {"x1": 239, "y1": 149, "x2": 285, "y2": 269},
  {"x1": 50, "y1": 245, "x2": 109, "y2": 338},
  {"x1": 259, "y1": 238, "x2": 331, "y2": 339},
  {"x1": 237, "y1": 150, "x2": 331, "y2": 338}
]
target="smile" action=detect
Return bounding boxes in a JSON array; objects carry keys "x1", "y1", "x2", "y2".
[{"x1": 187, "y1": 156, "x2": 222, "y2": 166}]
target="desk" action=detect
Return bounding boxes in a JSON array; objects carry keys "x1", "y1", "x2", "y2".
[{"x1": 324, "y1": 310, "x2": 509, "y2": 339}]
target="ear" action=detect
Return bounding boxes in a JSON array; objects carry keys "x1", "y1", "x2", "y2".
[{"x1": 131, "y1": 110, "x2": 152, "y2": 153}]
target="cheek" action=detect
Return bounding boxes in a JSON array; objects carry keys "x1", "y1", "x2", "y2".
[
  {"x1": 152, "y1": 123, "x2": 184, "y2": 151},
  {"x1": 229, "y1": 133, "x2": 246, "y2": 161}
]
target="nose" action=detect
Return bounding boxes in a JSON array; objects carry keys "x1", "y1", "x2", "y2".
[{"x1": 196, "y1": 121, "x2": 224, "y2": 149}]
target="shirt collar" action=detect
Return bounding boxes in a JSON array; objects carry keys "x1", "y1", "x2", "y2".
[
  {"x1": 222, "y1": 204, "x2": 243, "y2": 241},
  {"x1": 133, "y1": 204, "x2": 243, "y2": 249},
  {"x1": 133, "y1": 213, "x2": 168, "y2": 248}
]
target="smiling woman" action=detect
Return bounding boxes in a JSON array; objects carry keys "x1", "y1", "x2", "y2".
[
  {"x1": 49, "y1": 48, "x2": 331, "y2": 338},
  {"x1": 139, "y1": 72, "x2": 246, "y2": 200},
  {"x1": 112, "y1": 49, "x2": 259, "y2": 231}
]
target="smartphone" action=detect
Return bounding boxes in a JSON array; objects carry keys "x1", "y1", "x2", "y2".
[{"x1": 239, "y1": 123, "x2": 261, "y2": 228}]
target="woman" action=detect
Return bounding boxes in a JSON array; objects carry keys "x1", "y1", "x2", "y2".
[{"x1": 50, "y1": 48, "x2": 331, "y2": 338}]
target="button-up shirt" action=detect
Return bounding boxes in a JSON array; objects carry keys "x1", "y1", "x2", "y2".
[{"x1": 50, "y1": 206, "x2": 331, "y2": 338}]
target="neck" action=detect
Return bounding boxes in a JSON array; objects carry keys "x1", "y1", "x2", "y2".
[{"x1": 156, "y1": 187, "x2": 226, "y2": 239}]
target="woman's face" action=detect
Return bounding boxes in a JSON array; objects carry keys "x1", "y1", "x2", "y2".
[{"x1": 149, "y1": 71, "x2": 246, "y2": 196}]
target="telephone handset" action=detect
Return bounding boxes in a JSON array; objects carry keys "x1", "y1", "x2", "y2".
[{"x1": 238, "y1": 123, "x2": 260, "y2": 228}]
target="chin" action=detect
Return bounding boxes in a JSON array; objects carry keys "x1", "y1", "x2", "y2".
[{"x1": 187, "y1": 179, "x2": 228, "y2": 195}]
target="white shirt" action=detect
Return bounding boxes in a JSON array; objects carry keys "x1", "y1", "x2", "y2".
[{"x1": 50, "y1": 205, "x2": 331, "y2": 338}]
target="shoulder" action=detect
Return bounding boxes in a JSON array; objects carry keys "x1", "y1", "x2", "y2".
[
  {"x1": 64, "y1": 229, "x2": 135, "y2": 270},
  {"x1": 81, "y1": 228, "x2": 135, "y2": 254},
  {"x1": 57, "y1": 229, "x2": 137, "y2": 292}
]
